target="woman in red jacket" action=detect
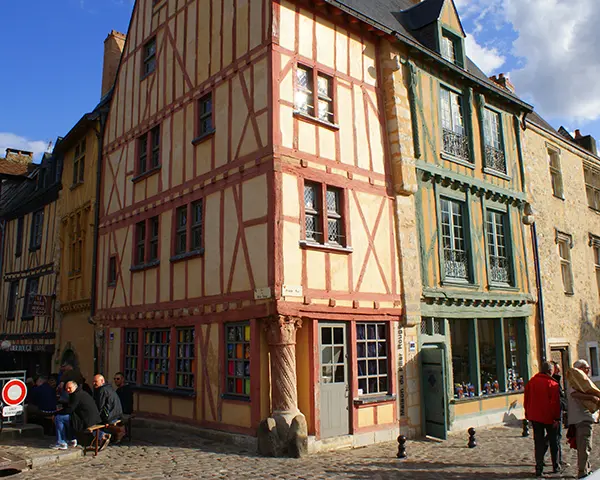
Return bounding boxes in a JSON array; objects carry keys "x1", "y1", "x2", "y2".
[{"x1": 524, "y1": 361, "x2": 561, "y2": 477}]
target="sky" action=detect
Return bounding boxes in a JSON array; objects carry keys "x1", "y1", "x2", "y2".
[{"x1": 1, "y1": 0, "x2": 599, "y2": 162}]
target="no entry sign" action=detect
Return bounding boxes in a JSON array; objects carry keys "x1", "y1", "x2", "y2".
[{"x1": 1, "y1": 379, "x2": 27, "y2": 406}]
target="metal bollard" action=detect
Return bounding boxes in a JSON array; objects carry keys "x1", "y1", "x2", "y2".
[
  {"x1": 522, "y1": 419, "x2": 530, "y2": 437},
  {"x1": 396, "y1": 435, "x2": 407, "y2": 459},
  {"x1": 467, "y1": 427, "x2": 477, "y2": 448}
]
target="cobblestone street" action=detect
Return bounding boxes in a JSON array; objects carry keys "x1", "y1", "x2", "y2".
[{"x1": 1, "y1": 423, "x2": 598, "y2": 479}]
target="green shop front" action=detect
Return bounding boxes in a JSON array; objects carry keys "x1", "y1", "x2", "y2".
[{"x1": 418, "y1": 292, "x2": 533, "y2": 438}]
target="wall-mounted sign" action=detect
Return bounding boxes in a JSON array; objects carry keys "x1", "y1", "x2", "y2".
[
  {"x1": 8, "y1": 344, "x2": 54, "y2": 353},
  {"x1": 409, "y1": 341, "x2": 416, "y2": 353},
  {"x1": 282, "y1": 285, "x2": 303, "y2": 297},
  {"x1": 254, "y1": 287, "x2": 272, "y2": 300},
  {"x1": 30, "y1": 295, "x2": 52, "y2": 317}
]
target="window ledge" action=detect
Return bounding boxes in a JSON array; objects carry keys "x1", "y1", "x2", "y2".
[
  {"x1": 70, "y1": 182, "x2": 84, "y2": 191},
  {"x1": 132, "y1": 385, "x2": 195, "y2": 398},
  {"x1": 221, "y1": 393, "x2": 251, "y2": 402},
  {"x1": 353, "y1": 394, "x2": 396, "y2": 406},
  {"x1": 487, "y1": 283, "x2": 519, "y2": 292},
  {"x1": 564, "y1": 291, "x2": 575, "y2": 297},
  {"x1": 130, "y1": 260, "x2": 160, "y2": 272},
  {"x1": 440, "y1": 152, "x2": 475, "y2": 169},
  {"x1": 483, "y1": 167, "x2": 511, "y2": 181},
  {"x1": 293, "y1": 111, "x2": 340, "y2": 131},
  {"x1": 170, "y1": 249, "x2": 204, "y2": 264},
  {"x1": 552, "y1": 194, "x2": 565, "y2": 201},
  {"x1": 299, "y1": 240, "x2": 353, "y2": 254},
  {"x1": 441, "y1": 279, "x2": 479, "y2": 289},
  {"x1": 132, "y1": 165, "x2": 161, "y2": 184},
  {"x1": 451, "y1": 390, "x2": 524, "y2": 404},
  {"x1": 191, "y1": 130, "x2": 215, "y2": 145}
]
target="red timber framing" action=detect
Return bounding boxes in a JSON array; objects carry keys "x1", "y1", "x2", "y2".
[{"x1": 97, "y1": 0, "x2": 402, "y2": 439}]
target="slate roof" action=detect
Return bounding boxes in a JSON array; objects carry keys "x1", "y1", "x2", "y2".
[{"x1": 326, "y1": 0, "x2": 531, "y2": 110}]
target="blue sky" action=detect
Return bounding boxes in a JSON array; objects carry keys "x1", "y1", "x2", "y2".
[
  {"x1": 0, "y1": 1, "x2": 133, "y2": 160},
  {"x1": 1, "y1": 0, "x2": 599, "y2": 161}
]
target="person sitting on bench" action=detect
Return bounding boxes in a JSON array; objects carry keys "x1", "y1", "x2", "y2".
[
  {"x1": 50, "y1": 380, "x2": 109, "y2": 450},
  {"x1": 28, "y1": 375, "x2": 57, "y2": 416},
  {"x1": 113, "y1": 372, "x2": 134, "y2": 415},
  {"x1": 93, "y1": 374, "x2": 125, "y2": 443}
]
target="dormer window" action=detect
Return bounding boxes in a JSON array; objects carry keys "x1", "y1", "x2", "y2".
[{"x1": 440, "y1": 30, "x2": 463, "y2": 67}]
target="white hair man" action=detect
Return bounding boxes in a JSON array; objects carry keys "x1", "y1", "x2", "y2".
[{"x1": 568, "y1": 359, "x2": 600, "y2": 479}]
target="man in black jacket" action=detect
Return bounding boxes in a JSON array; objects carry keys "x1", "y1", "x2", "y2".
[
  {"x1": 51, "y1": 381, "x2": 103, "y2": 450},
  {"x1": 92, "y1": 374, "x2": 123, "y2": 424},
  {"x1": 113, "y1": 372, "x2": 134, "y2": 414}
]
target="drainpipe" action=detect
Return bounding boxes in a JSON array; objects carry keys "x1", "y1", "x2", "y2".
[
  {"x1": 90, "y1": 107, "x2": 108, "y2": 374},
  {"x1": 530, "y1": 219, "x2": 547, "y2": 363}
]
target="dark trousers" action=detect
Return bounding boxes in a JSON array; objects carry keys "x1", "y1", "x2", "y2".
[
  {"x1": 532, "y1": 421, "x2": 558, "y2": 473},
  {"x1": 544, "y1": 420, "x2": 563, "y2": 465}
]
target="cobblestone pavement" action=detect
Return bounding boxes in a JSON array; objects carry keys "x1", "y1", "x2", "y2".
[{"x1": 4, "y1": 424, "x2": 600, "y2": 479}]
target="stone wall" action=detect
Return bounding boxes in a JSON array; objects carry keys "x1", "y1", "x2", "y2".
[{"x1": 523, "y1": 122, "x2": 600, "y2": 375}]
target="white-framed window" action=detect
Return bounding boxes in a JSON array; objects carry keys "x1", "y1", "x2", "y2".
[
  {"x1": 440, "y1": 31, "x2": 462, "y2": 67},
  {"x1": 440, "y1": 197, "x2": 469, "y2": 281},
  {"x1": 440, "y1": 87, "x2": 469, "y2": 160},
  {"x1": 556, "y1": 231, "x2": 574, "y2": 295},
  {"x1": 590, "y1": 234, "x2": 600, "y2": 299},
  {"x1": 483, "y1": 109, "x2": 506, "y2": 174},
  {"x1": 584, "y1": 165, "x2": 600, "y2": 211},
  {"x1": 587, "y1": 342, "x2": 600, "y2": 380},
  {"x1": 486, "y1": 210, "x2": 511, "y2": 285},
  {"x1": 548, "y1": 148, "x2": 564, "y2": 199}
]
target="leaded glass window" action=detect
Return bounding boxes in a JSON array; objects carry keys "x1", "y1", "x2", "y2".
[
  {"x1": 356, "y1": 323, "x2": 389, "y2": 396},
  {"x1": 225, "y1": 323, "x2": 251, "y2": 397},
  {"x1": 143, "y1": 37, "x2": 157, "y2": 76},
  {"x1": 175, "y1": 206, "x2": 187, "y2": 255},
  {"x1": 198, "y1": 93, "x2": 213, "y2": 136},
  {"x1": 191, "y1": 200, "x2": 203, "y2": 251},
  {"x1": 440, "y1": 198, "x2": 469, "y2": 280},
  {"x1": 295, "y1": 65, "x2": 314, "y2": 116},
  {"x1": 304, "y1": 182, "x2": 321, "y2": 243},
  {"x1": 326, "y1": 187, "x2": 343, "y2": 245}
]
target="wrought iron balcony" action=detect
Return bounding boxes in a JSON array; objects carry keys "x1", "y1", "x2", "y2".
[
  {"x1": 484, "y1": 145, "x2": 507, "y2": 174},
  {"x1": 443, "y1": 128, "x2": 470, "y2": 161},
  {"x1": 490, "y1": 255, "x2": 510, "y2": 284},
  {"x1": 444, "y1": 249, "x2": 469, "y2": 279}
]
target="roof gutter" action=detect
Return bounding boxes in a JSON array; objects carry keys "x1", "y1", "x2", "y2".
[{"x1": 321, "y1": 0, "x2": 533, "y2": 113}]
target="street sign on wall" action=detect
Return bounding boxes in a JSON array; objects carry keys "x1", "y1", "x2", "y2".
[{"x1": 30, "y1": 295, "x2": 51, "y2": 317}]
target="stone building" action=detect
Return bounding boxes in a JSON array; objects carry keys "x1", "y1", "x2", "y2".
[{"x1": 523, "y1": 113, "x2": 600, "y2": 381}]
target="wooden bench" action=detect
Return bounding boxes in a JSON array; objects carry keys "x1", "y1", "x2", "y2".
[{"x1": 85, "y1": 424, "x2": 108, "y2": 456}]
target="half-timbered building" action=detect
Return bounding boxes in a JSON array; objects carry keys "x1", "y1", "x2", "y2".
[
  {"x1": 95, "y1": 0, "x2": 411, "y2": 453},
  {"x1": 0, "y1": 150, "x2": 62, "y2": 376}
]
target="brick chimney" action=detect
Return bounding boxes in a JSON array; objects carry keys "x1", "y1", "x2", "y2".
[
  {"x1": 101, "y1": 30, "x2": 126, "y2": 98},
  {"x1": 573, "y1": 129, "x2": 598, "y2": 156},
  {"x1": 4, "y1": 148, "x2": 34, "y2": 165},
  {"x1": 489, "y1": 73, "x2": 516, "y2": 94}
]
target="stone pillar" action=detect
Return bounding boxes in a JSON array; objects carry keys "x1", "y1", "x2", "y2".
[
  {"x1": 266, "y1": 315, "x2": 301, "y2": 416},
  {"x1": 258, "y1": 315, "x2": 308, "y2": 458}
]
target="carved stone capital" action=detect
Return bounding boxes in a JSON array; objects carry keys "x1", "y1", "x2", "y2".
[{"x1": 265, "y1": 315, "x2": 302, "y2": 346}]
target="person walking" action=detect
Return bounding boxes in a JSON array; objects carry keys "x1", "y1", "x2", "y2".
[
  {"x1": 568, "y1": 359, "x2": 600, "y2": 479},
  {"x1": 524, "y1": 361, "x2": 561, "y2": 477}
]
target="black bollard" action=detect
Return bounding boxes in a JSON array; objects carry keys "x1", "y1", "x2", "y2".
[
  {"x1": 522, "y1": 419, "x2": 530, "y2": 437},
  {"x1": 467, "y1": 427, "x2": 477, "y2": 448},
  {"x1": 396, "y1": 435, "x2": 407, "y2": 459}
]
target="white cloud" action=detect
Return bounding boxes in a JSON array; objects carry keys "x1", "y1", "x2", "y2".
[
  {"x1": 464, "y1": 35, "x2": 506, "y2": 75},
  {"x1": 505, "y1": 0, "x2": 600, "y2": 122},
  {"x1": 0, "y1": 133, "x2": 49, "y2": 162}
]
